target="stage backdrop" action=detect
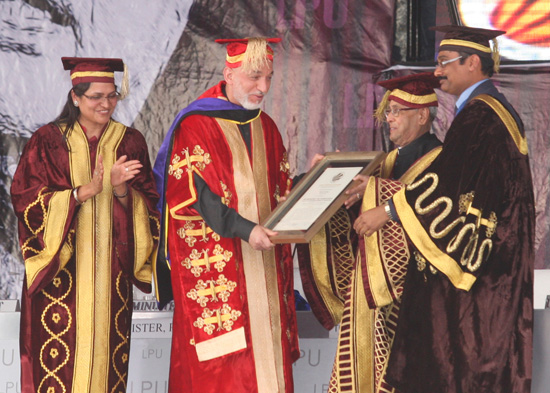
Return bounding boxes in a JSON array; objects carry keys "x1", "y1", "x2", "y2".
[{"x1": 1, "y1": 0, "x2": 548, "y2": 300}]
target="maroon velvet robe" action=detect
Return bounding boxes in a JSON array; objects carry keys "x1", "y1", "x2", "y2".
[
  {"x1": 388, "y1": 93, "x2": 534, "y2": 393},
  {"x1": 11, "y1": 120, "x2": 160, "y2": 393}
]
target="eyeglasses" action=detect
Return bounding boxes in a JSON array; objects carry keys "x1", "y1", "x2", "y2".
[
  {"x1": 435, "y1": 55, "x2": 463, "y2": 69},
  {"x1": 384, "y1": 107, "x2": 417, "y2": 118},
  {"x1": 82, "y1": 92, "x2": 120, "y2": 103}
]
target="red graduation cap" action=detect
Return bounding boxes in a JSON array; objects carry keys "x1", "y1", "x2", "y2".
[{"x1": 215, "y1": 37, "x2": 281, "y2": 70}]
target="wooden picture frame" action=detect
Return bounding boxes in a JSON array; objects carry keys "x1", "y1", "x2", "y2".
[{"x1": 262, "y1": 151, "x2": 386, "y2": 243}]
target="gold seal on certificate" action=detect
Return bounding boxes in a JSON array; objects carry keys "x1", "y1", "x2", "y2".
[{"x1": 263, "y1": 151, "x2": 385, "y2": 243}]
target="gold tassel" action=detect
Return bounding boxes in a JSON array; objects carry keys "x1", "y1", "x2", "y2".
[
  {"x1": 241, "y1": 37, "x2": 270, "y2": 72},
  {"x1": 119, "y1": 62, "x2": 130, "y2": 100},
  {"x1": 491, "y1": 38, "x2": 500, "y2": 74},
  {"x1": 374, "y1": 90, "x2": 391, "y2": 125}
]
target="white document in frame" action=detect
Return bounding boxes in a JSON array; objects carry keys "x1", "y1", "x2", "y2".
[{"x1": 273, "y1": 167, "x2": 362, "y2": 231}]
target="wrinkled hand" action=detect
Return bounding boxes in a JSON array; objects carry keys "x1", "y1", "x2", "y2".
[
  {"x1": 248, "y1": 225, "x2": 278, "y2": 251},
  {"x1": 344, "y1": 174, "x2": 370, "y2": 208},
  {"x1": 111, "y1": 155, "x2": 142, "y2": 188},
  {"x1": 353, "y1": 205, "x2": 389, "y2": 237}
]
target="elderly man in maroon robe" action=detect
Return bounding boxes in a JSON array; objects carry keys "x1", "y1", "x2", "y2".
[{"x1": 298, "y1": 72, "x2": 443, "y2": 392}]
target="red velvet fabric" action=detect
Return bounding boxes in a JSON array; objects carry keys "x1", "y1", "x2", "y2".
[{"x1": 165, "y1": 86, "x2": 298, "y2": 392}]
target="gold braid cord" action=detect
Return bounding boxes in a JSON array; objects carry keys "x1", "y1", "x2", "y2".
[
  {"x1": 407, "y1": 172, "x2": 497, "y2": 276},
  {"x1": 373, "y1": 303, "x2": 400, "y2": 393},
  {"x1": 369, "y1": 177, "x2": 408, "y2": 392},
  {"x1": 328, "y1": 283, "x2": 357, "y2": 393},
  {"x1": 327, "y1": 150, "x2": 441, "y2": 393},
  {"x1": 327, "y1": 207, "x2": 357, "y2": 301},
  {"x1": 38, "y1": 268, "x2": 73, "y2": 393},
  {"x1": 373, "y1": 178, "x2": 409, "y2": 304},
  {"x1": 21, "y1": 187, "x2": 53, "y2": 258},
  {"x1": 111, "y1": 272, "x2": 131, "y2": 393}
]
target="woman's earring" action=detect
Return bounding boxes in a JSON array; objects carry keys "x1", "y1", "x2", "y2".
[{"x1": 73, "y1": 101, "x2": 79, "y2": 107}]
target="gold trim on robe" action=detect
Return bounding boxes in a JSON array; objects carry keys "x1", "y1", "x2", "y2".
[
  {"x1": 393, "y1": 187, "x2": 477, "y2": 291},
  {"x1": 308, "y1": 225, "x2": 346, "y2": 326},
  {"x1": 305, "y1": 145, "x2": 442, "y2": 393},
  {"x1": 212, "y1": 117, "x2": 286, "y2": 393},
  {"x1": 132, "y1": 191, "x2": 157, "y2": 283},
  {"x1": 15, "y1": 120, "x2": 157, "y2": 393},
  {"x1": 69, "y1": 120, "x2": 122, "y2": 392},
  {"x1": 364, "y1": 146, "x2": 443, "y2": 306},
  {"x1": 24, "y1": 189, "x2": 73, "y2": 288},
  {"x1": 62, "y1": 121, "x2": 155, "y2": 392},
  {"x1": 475, "y1": 94, "x2": 528, "y2": 155}
]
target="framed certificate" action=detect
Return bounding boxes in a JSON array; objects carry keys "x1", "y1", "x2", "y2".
[{"x1": 262, "y1": 151, "x2": 385, "y2": 243}]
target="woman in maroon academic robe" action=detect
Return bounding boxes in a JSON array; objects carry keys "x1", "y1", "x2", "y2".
[{"x1": 11, "y1": 57, "x2": 159, "y2": 393}]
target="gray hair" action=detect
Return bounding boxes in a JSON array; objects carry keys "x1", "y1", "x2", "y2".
[{"x1": 428, "y1": 106, "x2": 438, "y2": 121}]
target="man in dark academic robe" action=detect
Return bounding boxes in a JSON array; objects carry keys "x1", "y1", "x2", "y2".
[
  {"x1": 356, "y1": 26, "x2": 535, "y2": 393},
  {"x1": 298, "y1": 73, "x2": 443, "y2": 392},
  {"x1": 153, "y1": 37, "x2": 299, "y2": 393}
]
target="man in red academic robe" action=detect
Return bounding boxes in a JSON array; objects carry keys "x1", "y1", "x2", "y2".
[
  {"x1": 356, "y1": 26, "x2": 535, "y2": 393},
  {"x1": 153, "y1": 37, "x2": 299, "y2": 393}
]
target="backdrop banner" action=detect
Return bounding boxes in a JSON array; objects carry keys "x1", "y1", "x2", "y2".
[{"x1": 1, "y1": 0, "x2": 548, "y2": 302}]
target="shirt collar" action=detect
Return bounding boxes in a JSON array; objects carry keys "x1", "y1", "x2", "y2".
[{"x1": 455, "y1": 79, "x2": 488, "y2": 112}]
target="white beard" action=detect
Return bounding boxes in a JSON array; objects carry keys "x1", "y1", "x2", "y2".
[
  {"x1": 240, "y1": 98, "x2": 262, "y2": 110},
  {"x1": 232, "y1": 83, "x2": 264, "y2": 110}
]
